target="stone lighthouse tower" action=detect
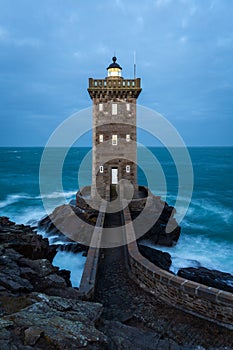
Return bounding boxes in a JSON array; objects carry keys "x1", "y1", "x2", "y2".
[{"x1": 88, "y1": 57, "x2": 141, "y2": 200}]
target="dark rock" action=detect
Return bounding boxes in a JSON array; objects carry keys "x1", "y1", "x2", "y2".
[
  {"x1": 19, "y1": 258, "x2": 56, "y2": 277},
  {"x1": 24, "y1": 326, "x2": 44, "y2": 346},
  {"x1": 0, "y1": 219, "x2": 72, "y2": 296},
  {"x1": 38, "y1": 204, "x2": 95, "y2": 246},
  {"x1": 0, "y1": 217, "x2": 108, "y2": 349},
  {"x1": 57, "y1": 269, "x2": 72, "y2": 287},
  {"x1": 34, "y1": 273, "x2": 67, "y2": 292},
  {"x1": 2, "y1": 294, "x2": 108, "y2": 349},
  {"x1": 44, "y1": 286, "x2": 81, "y2": 299},
  {"x1": 138, "y1": 244, "x2": 172, "y2": 271},
  {"x1": 0, "y1": 272, "x2": 33, "y2": 293},
  {"x1": 134, "y1": 199, "x2": 181, "y2": 247},
  {"x1": 0, "y1": 217, "x2": 15, "y2": 227},
  {"x1": 178, "y1": 267, "x2": 233, "y2": 293},
  {"x1": 58, "y1": 242, "x2": 88, "y2": 254},
  {"x1": 0, "y1": 218, "x2": 56, "y2": 262},
  {"x1": 100, "y1": 320, "x2": 198, "y2": 350}
]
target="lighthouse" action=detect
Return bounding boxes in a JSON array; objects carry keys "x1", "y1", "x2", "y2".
[{"x1": 88, "y1": 57, "x2": 141, "y2": 200}]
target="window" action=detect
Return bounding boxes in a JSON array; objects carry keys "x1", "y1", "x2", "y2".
[
  {"x1": 126, "y1": 103, "x2": 130, "y2": 111},
  {"x1": 99, "y1": 134, "x2": 103, "y2": 143},
  {"x1": 112, "y1": 135, "x2": 117, "y2": 145},
  {"x1": 99, "y1": 103, "x2": 103, "y2": 111},
  {"x1": 112, "y1": 103, "x2": 117, "y2": 115},
  {"x1": 126, "y1": 134, "x2": 130, "y2": 142},
  {"x1": 126, "y1": 165, "x2": 130, "y2": 173},
  {"x1": 99, "y1": 166, "x2": 104, "y2": 173}
]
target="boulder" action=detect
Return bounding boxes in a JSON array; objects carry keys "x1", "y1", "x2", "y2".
[
  {"x1": 38, "y1": 204, "x2": 96, "y2": 246},
  {"x1": 132, "y1": 199, "x2": 181, "y2": 247},
  {"x1": 178, "y1": 267, "x2": 233, "y2": 293},
  {"x1": 138, "y1": 244, "x2": 172, "y2": 271},
  {"x1": 100, "y1": 320, "x2": 200, "y2": 350},
  {"x1": 0, "y1": 219, "x2": 73, "y2": 297},
  {"x1": 0, "y1": 218, "x2": 56, "y2": 262},
  {"x1": 58, "y1": 242, "x2": 88, "y2": 254},
  {"x1": 0, "y1": 217, "x2": 108, "y2": 349},
  {"x1": 2, "y1": 294, "x2": 108, "y2": 349}
]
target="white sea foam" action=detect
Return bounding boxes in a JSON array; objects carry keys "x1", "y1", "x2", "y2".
[
  {"x1": 11, "y1": 208, "x2": 47, "y2": 226},
  {"x1": 0, "y1": 194, "x2": 32, "y2": 208},
  {"x1": 152, "y1": 191, "x2": 233, "y2": 226},
  {"x1": 39, "y1": 190, "x2": 76, "y2": 200},
  {"x1": 141, "y1": 233, "x2": 233, "y2": 275},
  {"x1": 181, "y1": 220, "x2": 206, "y2": 230},
  {"x1": 53, "y1": 250, "x2": 86, "y2": 287},
  {"x1": 0, "y1": 190, "x2": 76, "y2": 209},
  {"x1": 189, "y1": 198, "x2": 233, "y2": 221}
]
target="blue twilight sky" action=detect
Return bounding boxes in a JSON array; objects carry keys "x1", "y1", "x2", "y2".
[{"x1": 0, "y1": 0, "x2": 232, "y2": 146}]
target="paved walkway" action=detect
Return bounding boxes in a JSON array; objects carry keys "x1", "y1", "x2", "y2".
[{"x1": 94, "y1": 210, "x2": 233, "y2": 349}]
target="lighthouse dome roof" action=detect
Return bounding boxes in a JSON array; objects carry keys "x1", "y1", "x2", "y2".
[{"x1": 107, "y1": 56, "x2": 122, "y2": 70}]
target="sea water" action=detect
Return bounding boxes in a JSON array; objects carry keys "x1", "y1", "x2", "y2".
[{"x1": 0, "y1": 147, "x2": 232, "y2": 285}]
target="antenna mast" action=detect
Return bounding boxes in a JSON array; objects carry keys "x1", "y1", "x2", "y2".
[{"x1": 134, "y1": 51, "x2": 136, "y2": 79}]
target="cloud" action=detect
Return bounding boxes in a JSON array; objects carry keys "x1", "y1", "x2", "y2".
[
  {"x1": 209, "y1": 1, "x2": 216, "y2": 10},
  {"x1": 136, "y1": 16, "x2": 144, "y2": 26},
  {"x1": 0, "y1": 26, "x2": 9, "y2": 42},
  {"x1": 154, "y1": 0, "x2": 172, "y2": 8},
  {"x1": 0, "y1": 25, "x2": 41, "y2": 48},
  {"x1": 114, "y1": 0, "x2": 125, "y2": 10},
  {"x1": 180, "y1": 0, "x2": 197, "y2": 28},
  {"x1": 0, "y1": 0, "x2": 232, "y2": 146},
  {"x1": 15, "y1": 38, "x2": 41, "y2": 48},
  {"x1": 216, "y1": 36, "x2": 233, "y2": 48},
  {"x1": 180, "y1": 36, "x2": 188, "y2": 44},
  {"x1": 95, "y1": 44, "x2": 110, "y2": 56},
  {"x1": 189, "y1": 5, "x2": 197, "y2": 16},
  {"x1": 66, "y1": 13, "x2": 79, "y2": 24}
]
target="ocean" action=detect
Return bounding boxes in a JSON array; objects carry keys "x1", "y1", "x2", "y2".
[{"x1": 0, "y1": 147, "x2": 232, "y2": 285}]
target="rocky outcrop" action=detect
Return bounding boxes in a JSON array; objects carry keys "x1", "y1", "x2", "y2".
[
  {"x1": 178, "y1": 267, "x2": 233, "y2": 294},
  {"x1": 39, "y1": 204, "x2": 97, "y2": 246},
  {"x1": 39, "y1": 192, "x2": 180, "y2": 248},
  {"x1": 1, "y1": 294, "x2": 107, "y2": 349},
  {"x1": 0, "y1": 217, "x2": 79, "y2": 298},
  {"x1": 133, "y1": 199, "x2": 181, "y2": 247},
  {"x1": 58, "y1": 242, "x2": 88, "y2": 255},
  {"x1": 138, "y1": 244, "x2": 172, "y2": 271},
  {"x1": 1, "y1": 216, "x2": 233, "y2": 349},
  {"x1": 100, "y1": 320, "x2": 198, "y2": 350},
  {"x1": 0, "y1": 217, "x2": 107, "y2": 349},
  {"x1": 0, "y1": 217, "x2": 56, "y2": 261}
]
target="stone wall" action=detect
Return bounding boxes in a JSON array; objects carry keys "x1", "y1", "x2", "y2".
[
  {"x1": 78, "y1": 201, "x2": 106, "y2": 300},
  {"x1": 123, "y1": 201, "x2": 233, "y2": 329}
]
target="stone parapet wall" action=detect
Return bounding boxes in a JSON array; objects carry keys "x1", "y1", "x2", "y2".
[
  {"x1": 78, "y1": 201, "x2": 106, "y2": 300},
  {"x1": 123, "y1": 201, "x2": 233, "y2": 329}
]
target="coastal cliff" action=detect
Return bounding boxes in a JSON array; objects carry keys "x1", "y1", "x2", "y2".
[{"x1": 1, "y1": 217, "x2": 233, "y2": 349}]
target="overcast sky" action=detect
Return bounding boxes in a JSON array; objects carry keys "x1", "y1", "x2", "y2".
[{"x1": 0, "y1": 0, "x2": 232, "y2": 146}]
